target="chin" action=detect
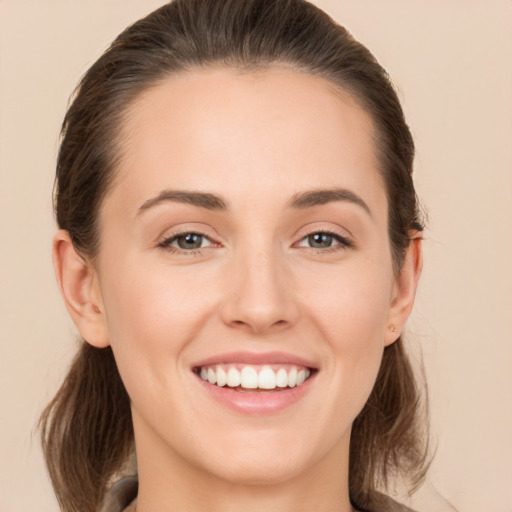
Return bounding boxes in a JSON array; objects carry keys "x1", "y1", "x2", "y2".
[
  {"x1": 201, "y1": 453, "x2": 308, "y2": 487},
  {"x1": 186, "y1": 426, "x2": 338, "y2": 488}
]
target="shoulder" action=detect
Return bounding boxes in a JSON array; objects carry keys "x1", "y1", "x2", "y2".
[
  {"x1": 375, "y1": 493, "x2": 417, "y2": 512},
  {"x1": 354, "y1": 492, "x2": 418, "y2": 512},
  {"x1": 100, "y1": 476, "x2": 138, "y2": 512}
]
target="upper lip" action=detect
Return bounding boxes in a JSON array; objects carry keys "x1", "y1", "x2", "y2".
[{"x1": 192, "y1": 351, "x2": 319, "y2": 370}]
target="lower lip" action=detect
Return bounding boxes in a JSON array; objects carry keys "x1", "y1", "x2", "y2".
[{"x1": 195, "y1": 373, "x2": 316, "y2": 415}]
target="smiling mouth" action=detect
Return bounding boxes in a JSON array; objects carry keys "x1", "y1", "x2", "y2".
[{"x1": 194, "y1": 364, "x2": 315, "y2": 391}]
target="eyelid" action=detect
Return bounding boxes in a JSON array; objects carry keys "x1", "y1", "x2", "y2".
[
  {"x1": 157, "y1": 227, "x2": 221, "y2": 254},
  {"x1": 295, "y1": 229, "x2": 353, "y2": 250},
  {"x1": 293, "y1": 221, "x2": 354, "y2": 245},
  {"x1": 155, "y1": 223, "x2": 353, "y2": 255},
  {"x1": 161, "y1": 232, "x2": 212, "y2": 247}
]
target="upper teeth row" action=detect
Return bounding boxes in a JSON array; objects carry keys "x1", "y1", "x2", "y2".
[{"x1": 199, "y1": 365, "x2": 311, "y2": 389}]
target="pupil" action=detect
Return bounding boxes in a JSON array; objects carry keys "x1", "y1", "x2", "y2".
[
  {"x1": 178, "y1": 233, "x2": 202, "y2": 249},
  {"x1": 309, "y1": 233, "x2": 332, "y2": 248}
]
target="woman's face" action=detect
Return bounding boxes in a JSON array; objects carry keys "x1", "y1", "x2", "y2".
[{"x1": 89, "y1": 67, "x2": 412, "y2": 485}]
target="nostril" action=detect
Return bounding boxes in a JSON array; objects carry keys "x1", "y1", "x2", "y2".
[{"x1": 227, "y1": 318, "x2": 289, "y2": 332}]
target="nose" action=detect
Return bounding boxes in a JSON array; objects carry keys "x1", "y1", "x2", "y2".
[{"x1": 220, "y1": 245, "x2": 300, "y2": 335}]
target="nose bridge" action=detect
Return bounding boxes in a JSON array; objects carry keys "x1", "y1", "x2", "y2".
[{"x1": 221, "y1": 236, "x2": 298, "y2": 334}]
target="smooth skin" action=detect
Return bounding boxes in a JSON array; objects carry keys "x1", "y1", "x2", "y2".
[{"x1": 53, "y1": 67, "x2": 422, "y2": 512}]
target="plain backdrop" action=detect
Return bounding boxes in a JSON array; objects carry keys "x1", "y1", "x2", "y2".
[{"x1": 1, "y1": 1, "x2": 511, "y2": 511}]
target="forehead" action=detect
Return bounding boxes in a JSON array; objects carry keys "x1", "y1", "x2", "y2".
[{"x1": 107, "y1": 66, "x2": 386, "y2": 218}]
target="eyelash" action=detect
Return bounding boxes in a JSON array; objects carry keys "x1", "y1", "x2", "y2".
[
  {"x1": 296, "y1": 230, "x2": 353, "y2": 253},
  {"x1": 158, "y1": 230, "x2": 217, "y2": 256},
  {"x1": 158, "y1": 230, "x2": 353, "y2": 255}
]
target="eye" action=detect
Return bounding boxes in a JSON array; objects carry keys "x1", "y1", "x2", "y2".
[
  {"x1": 296, "y1": 231, "x2": 351, "y2": 250},
  {"x1": 159, "y1": 232, "x2": 214, "y2": 252}
]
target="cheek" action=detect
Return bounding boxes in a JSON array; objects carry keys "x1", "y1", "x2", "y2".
[
  {"x1": 97, "y1": 259, "x2": 209, "y2": 382},
  {"x1": 303, "y1": 260, "x2": 393, "y2": 408},
  {"x1": 305, "y1": 258, "x2": 393, "y2": 342},
  {"x1": 97, "y1": 255, "x2": 232, "y2": 410},
  {"x1": 100, "y1": 253, "x2": 214, "y2": 338}
]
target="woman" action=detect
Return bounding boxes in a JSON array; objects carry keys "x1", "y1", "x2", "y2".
[{"x1": 40, "y1": 0, "x2": 429, "y2": 511}]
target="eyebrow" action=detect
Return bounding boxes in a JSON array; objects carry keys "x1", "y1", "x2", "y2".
[
  {"x1": 138, "y1": 190, "x2": 227, "y2": 214},
  {"x1": 288, "y1": 188, "x2": 372, "y2": 216},
  {"x1": 137, "y1": 187, "x2": 371, "y2": 216}
]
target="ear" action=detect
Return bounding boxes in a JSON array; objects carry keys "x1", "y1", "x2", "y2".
[
  {"x1": 53, "y1": 230, "x2": 110, "y2": 348},
  {"x1": 384, "y1": 232, "x2": 423, "y2": 346}
]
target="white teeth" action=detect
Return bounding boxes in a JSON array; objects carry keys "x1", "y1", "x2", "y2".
[
  {"x1": 198, "y1": 364, "x2": 313, "y2": 390},
  {"x1": 216, "y1": 367, "x2": 227, "y2": 387},
  {"x1": 226, "y1": 367, "x2": 241, "y2": 387},
  {"x1": 207, "y1": 368, "x2": 217, "y2": 384},
  {"x1": 276, "y1": 368, "x2": 288, "y2": 388},
  {"x1": 258, "y1": 366, "x2": 276, "y2": 389},
  {"x1": 240, "y1": 366, "x2": 258, "y2": 389},
  {"x1": 288, "y1": 367, "x2": 298, "y2": 388}
]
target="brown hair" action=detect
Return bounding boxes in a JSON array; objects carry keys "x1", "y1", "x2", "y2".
[{"x1": 40, "y1": 1, "x2": 428, "y2": 511}]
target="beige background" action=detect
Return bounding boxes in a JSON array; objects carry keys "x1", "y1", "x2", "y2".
[{"x1": 1, "y1": 1, "x2": 511, "y2": 511}]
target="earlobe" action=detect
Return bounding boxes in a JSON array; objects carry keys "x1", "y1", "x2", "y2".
[
  {"x1": 384, "y1": 233, "x2": 423, "y2": 346},
  {"x1": 53, "y1": 230, "x2": 110, "y2": 348}
]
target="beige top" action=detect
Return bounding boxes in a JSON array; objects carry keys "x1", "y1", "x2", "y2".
[{"x1": 100, "y1": 476, "x2": 416, "y2": 512}]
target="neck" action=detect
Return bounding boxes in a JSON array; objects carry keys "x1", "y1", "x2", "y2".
[
  {"x1": 132, "y1": 417, "x2": 354, "y2": 512},
  {"x1": 136, "y1": 463, "x2": 354, "y2": 512}
]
